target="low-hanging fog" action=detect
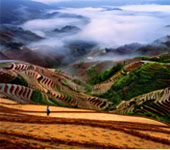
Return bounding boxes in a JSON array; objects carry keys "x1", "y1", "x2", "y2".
[
  {"x1": 22, "y1": 4, "x2": 170, "y2": 48},
  {"x1": 19, "y1": 1, "x2": 170, "y2": 63}
]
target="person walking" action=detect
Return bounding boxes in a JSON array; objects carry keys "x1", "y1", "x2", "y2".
[{"x1": 47, "y1": 106, "x2": 50, "y2": 116}]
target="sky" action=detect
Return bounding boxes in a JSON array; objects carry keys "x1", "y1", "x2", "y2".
[
  {"x1": 32, "y1": 0, "x2": 170, "y2": 6},
  {"x1": 33, "y1": 0, "x2": 96, "y2": 3}
]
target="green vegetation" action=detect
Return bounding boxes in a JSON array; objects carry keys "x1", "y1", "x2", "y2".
[
  {"x1": 14, "y1": 62, "x2": 20, "y2": 65},
  {"x1": 11, "y1": 74, "x2": 28, "y2": 86},
  {"x1": 49, "y1": 97, "x2": 68, "y2": 107},
  {"x1": 72, "y1": 78, "x2": 92, "y2": 93},
  {"x1": 55, "y1": 68, "x2": 60, "y2": 72},
  {"x1": 135, "y1": 100, "x2": 169, "y2": 116},
  {"x1": 63, "y1": 79, "x2": 71, "y2": 88},
  {"x1": 73, "y1": 79, "x2": 85, "y2": 86},
  {"x1": 100, "y1": 62, "x2": 170, "y2": 108},
  {"x1": 56, "y1": 84, "x2": 61, "y2": 91},
  {"x1": 85, "y1": 85, "x2": 92, "y2": 93},
  {"x1": 0, "y1": 62, "x2": 14, "y2": 67},
  {"x1": 31, "y1": 90, "x2": 51, "y2": 105},
  {"x1": 29, "y1": 64, "x2": 34, "y2": 69},
  {"x1": 130, "y1": 99, "x2": 170, "y2": 124},
  {"x1": 102, "y1": 102, "x2": 115, "y2": 112},
  {"x1": 62, "y1": 79, "x2": 77, "y2": 91},
  {"x1": 73, "y1": 105, "x2": 79, "y2": 108},
  {"x1": 31, "y1": 90, "x2": 69, "y2": 107},
  {"x1": 89, "y1": 63, "x2": 123, "y2": 85},
  {"x1": 134, "y1": 53, "x2": 170, "y2": 63},
  {"x1": 100, "y1": 90, "x2": 122, "y2": 109},
  {"x1": 56, "y1": 85, "x2": 72, "y2": 102},
  {"x1": 134, "y1": 56, "x2": 150, "y2": 59},
  {"x1": 86, "y1": 66, "x2": 97, "y2": 77},
  {"x1": 149, "y1": 53, "x2": 170, "y2": 63}
]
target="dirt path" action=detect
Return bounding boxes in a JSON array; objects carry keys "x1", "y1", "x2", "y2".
[
  {"x1": 0, "y1": 102, "x2": 166, "y2": 126},
  {"x1": 0, "y1": 98, "x2": 170, "y2": 149}
]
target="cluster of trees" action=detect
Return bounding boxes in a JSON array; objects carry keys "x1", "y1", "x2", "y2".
[
  {"x1": 89, "y1": 63, "x2": 123, "y2": 85},
  {"x1": 100, "y1": 62, "x2": 170, "y2": 109}
]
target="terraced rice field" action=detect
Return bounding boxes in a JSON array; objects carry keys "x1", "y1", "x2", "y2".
[
  {"x1": 0, "y1": 61, "x2": 109, "y2": 110},
  {"x1": 0, "y1": 97, "x2": 170, "y2": 149}
]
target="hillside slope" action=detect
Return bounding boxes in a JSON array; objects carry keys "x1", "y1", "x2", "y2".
[
  {"x1": 0, "y1": 53, "x2": 169, "y2": 123},
  {"x1": 0, "y1": 60, "x2": 109, "y2": 111},
  {"x1": 88, "y1": 53, "x2": 170, "y2": 123}
]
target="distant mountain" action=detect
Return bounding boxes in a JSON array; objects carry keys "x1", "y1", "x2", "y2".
[
  {"x1": 53, "y1": 25, "x2": 81, "y2": 34},
  {"x1": 68, "y1": 40, "x2": 97, "y2": 58},
  {"x1": 0, "y1": 48, "x2": 62, "y2": 67},
  {"x1": 0, "y1": 29, "x2": 61, "y2": 67},
  {"x1": 0, "y1": 30, "x2": 24, "y2": 49},
  {"x1": 0, "y1": 24, "x2": 43, "y2": 43},
  {"x1": 152, "y1": 35, "x2": 170, "y2": 47},
  {"x1": 1, "y1": 23, "x2": 169, "y2": 69},
  {"x1": 46, "y1": 12, "x2": 88, "y2": 19},
  {"x1": 102, "y1": 7, "x2": 123, "y2": 11},
  {"x1": 0, "y1": 27, "x2": 96, "y2": 67},
  {"x1": 105, "y1": 43, "x2": 143, "y2": 55},
  {"x1": 104, "y1": 36, "x2": 170, "y2": 57},
  {"x1": 68, "y1": 36, "x2": 170, "y2": 82},
  {"x1": 0, "y1": 0, "x2": 90, "y2": 25},
  {"x1": 42, "y1": 11, "x2": 89, "y2": 23},
  {"x1": 0, "y1": 0, "x2": 49, "y2": 24}
]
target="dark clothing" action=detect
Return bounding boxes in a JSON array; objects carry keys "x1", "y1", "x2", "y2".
[{"x1": 47, "y1": 107, "x2": 50, "y2": 116}]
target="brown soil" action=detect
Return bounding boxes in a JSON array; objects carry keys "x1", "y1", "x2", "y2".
[{"x1": 0, "y1": 98, "x2": 170, "y2": 149}]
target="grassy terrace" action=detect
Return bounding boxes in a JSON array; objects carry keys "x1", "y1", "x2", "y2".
[
  {"x1": 31, "y1": 90, "x2": 51, "y2": 105},
  {"x1": 88, "y1": 63, "x2": 123, "y2": 85},
  {"x1": 56, "y1": 85, "x2": 72, "y2": 102},
  {"x1": 31, "y1": 90, "x2": 69, "y2": 107},
  {"x1": 98, "y1": 62, "x2": 170, "y2": 108},
  {"x1": 11, "y1": 74, "x2": 28, "y2": 86},
  {"x1": 130, "y1": 99, "x2": 170, "y2": 124}
]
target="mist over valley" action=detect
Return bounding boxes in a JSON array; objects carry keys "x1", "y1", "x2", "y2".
[
  {"x1": 0, "y1": 1, "x2": 170, "y2": 148},
  {"x1": 0, "y1": 0, "x2": 170, "y2": 67}
]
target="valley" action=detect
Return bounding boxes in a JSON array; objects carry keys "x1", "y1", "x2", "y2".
[{"x1": 0, "y1": 0, "x2": 170, "y2": 148}]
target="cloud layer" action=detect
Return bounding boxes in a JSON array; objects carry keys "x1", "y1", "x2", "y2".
[
  {"x1": 32, "y1": 0, "x2": 170, "y2": 5},
  {"x1": 22, "y1": 4, "x2": 170, "y2": 51}
]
